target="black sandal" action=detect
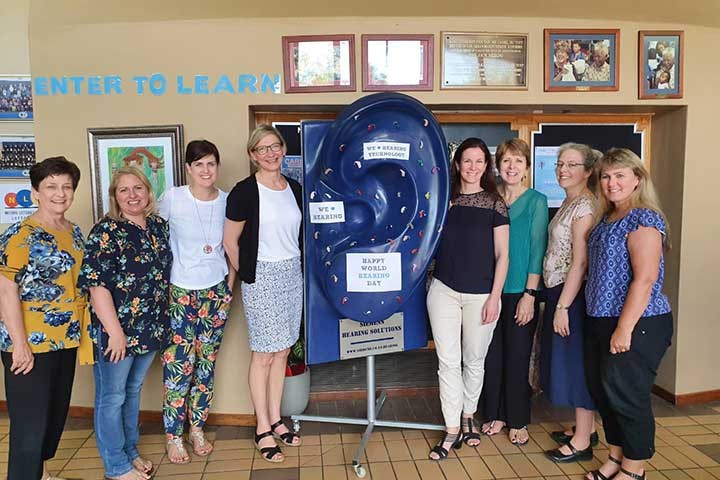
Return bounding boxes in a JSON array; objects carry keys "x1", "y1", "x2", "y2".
[
  {"x1": 254, "y1": 430, "x2": 284, "y2": 463},
  {"x1": 462, "y1": 417, "x2": 482, "y2": 447},
  {"x1": 270, "y1": 419, "x2": 302, "y2": 446},
  {"x1": 586, "y1": 455, "x2": 622, "y2": 480},
  {"x1": 619, "y1": 467, "x2": 645, "y2": 480},
  {"x1": 429, "y1": 431, "x2": 462, "y2": 461}
]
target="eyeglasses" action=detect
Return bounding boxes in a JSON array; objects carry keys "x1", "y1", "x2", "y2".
[
  {"x1": 253, "y1": 143, "x2": 283, "y2": 155},
  {"x1": 555, "y1": 162, "x2": 585, "y2": 170}
]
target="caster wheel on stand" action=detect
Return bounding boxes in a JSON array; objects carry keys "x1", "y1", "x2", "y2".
[{"x1": 352, "y1": 462, "x2": 367, "y2": 478}]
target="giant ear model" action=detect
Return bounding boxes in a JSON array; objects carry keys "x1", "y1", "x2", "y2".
[{"x1": 303, "y1": 92, "x2": 450, "y2": 364}]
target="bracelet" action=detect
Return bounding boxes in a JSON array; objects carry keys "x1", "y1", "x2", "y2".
[
  {"x1": 556, "y1": 302, "x2": 570, "y2": 310},
  {"x1": 524, "y1": 288, "x2": 538, "y2": 297}
]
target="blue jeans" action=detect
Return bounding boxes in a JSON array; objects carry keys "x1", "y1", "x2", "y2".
[{"x1": 94, "y1": 352, "x2": 156, "y2": 477}]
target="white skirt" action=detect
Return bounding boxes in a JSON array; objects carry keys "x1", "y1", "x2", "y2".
[{"x1": 241, "y1": 257, "x2": 302, "y2": 353}]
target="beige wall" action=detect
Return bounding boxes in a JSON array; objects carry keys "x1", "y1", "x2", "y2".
[{"x1": 2, "y1": 1, "x2": 715, "y2": 413}]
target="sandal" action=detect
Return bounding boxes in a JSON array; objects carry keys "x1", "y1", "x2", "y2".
[
  {"x1": 428, "y1": 430, "x2": 462, "y2": 461},
  {"x1": 131, "y1": 456, "x2": 153, "y2": 473},
  {"x1": 189, "y1": 429, "x2": 214, "y2": 456},
  {"x1": 462, "y1": 417, "x2": 482, "y2": 447},
  {"x1": 586, "y1": 455, "x2": 622, "y2": 480},
  {"x1": 271, "y1": 419, "x2": 302, "y2": 446},
  {"x1": 619, "y1": 467, "x2": 645, "y2": 480},
  {"x1": 255, "y1": 430, "x2": 285, "y2": 463},
  {"x1": 482, "y1": 420, "x2": 505, "y2": 436},
  {"x1": 510, "y1": 426, "x2": 530, "y2": 446},
  {"x1": 166, "y1": 436, "x2": 190, "y2": 465}
]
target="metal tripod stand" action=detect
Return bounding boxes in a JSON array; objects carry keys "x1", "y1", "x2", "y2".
[{"x1": 291, "y1": 354, "x2": 443, "y2": 478}]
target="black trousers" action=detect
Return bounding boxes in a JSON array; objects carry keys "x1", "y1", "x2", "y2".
[
  {"x1": 584, "y1": 313, "x2": 673, "y2": 460},
  {"x1": 481, "y1": 292, "x2": 539, "y2": 428},
  {"x1": 2, "y1": 348, "x2": 77, "y2": 480}
]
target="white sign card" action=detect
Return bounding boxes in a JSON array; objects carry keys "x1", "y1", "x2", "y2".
[
  {"x1": 346, "y1": 252, "x2": 402, "y2": 292},
  {"x1": 339, "y1": 313, "x2": 404, "y2": 360},
  {"x1": 363, "y1": 142, "x2": 410, "y2": 160},
  {"x1": 0, "y1": 182, "x2": 37, "y2": 224},
  {"x1": 308, "y1": 201, "x2": 346, "y2": 224}
]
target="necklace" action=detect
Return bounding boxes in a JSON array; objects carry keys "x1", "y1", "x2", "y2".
[{"x1": 190, "y1": 187, "x2": 215, "y2": 255}]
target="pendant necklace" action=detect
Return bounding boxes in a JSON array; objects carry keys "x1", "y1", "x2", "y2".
[{"x1": 191, "y1": 187, "x2": 214, "y2": 255}]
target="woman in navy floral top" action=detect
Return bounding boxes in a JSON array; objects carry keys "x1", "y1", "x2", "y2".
[
  {"x1": 78, "y1": 167, "x2": 172, "y2": 480},
  {"x1": 584, "y1": 149, "x2": 672, "y2": 480}
]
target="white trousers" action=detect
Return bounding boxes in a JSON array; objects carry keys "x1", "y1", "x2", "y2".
[{"x1": 427, "y1": 278, "x2": 499, "y2": 428}]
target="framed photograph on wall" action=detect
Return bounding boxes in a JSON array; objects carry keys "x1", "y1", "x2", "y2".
[
  {"x1": 639, "y1": 31, "x2": 683, "y2": 99},
  {"x1": 0, "y1": 135, "x2": 35, "y2": 178},
  {"x1": 361, "y1": 34, "x2": 433, "y2": 91},
  {"x1": 282, "y1": 35, "x2": 356, "y2": 93},
  {"x1": 544, "y1": 29, "x2": 620, "y2": 92},
  {"x1": 0, "y1": 75, "x2": 33, "y2": 120},
  {"x1": 87, "y1": 125, "x2": 185, "y2": 221},
  {"x1": 441, "y1": 32, "x2": 528, "y2": 89}
]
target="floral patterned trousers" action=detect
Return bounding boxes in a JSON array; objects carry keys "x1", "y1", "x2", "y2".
[{"x1": 162, "y1": 280, "x2": 232, "y2": 437}]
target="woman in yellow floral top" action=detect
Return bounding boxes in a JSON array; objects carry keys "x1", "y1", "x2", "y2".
[{"x1": 0, "y1": 156, "x2": 87, "y2": 480}]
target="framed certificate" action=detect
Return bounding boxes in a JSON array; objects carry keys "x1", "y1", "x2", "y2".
[
  {"x1": 361, "y1": 34, "x2": 434, "y2": 91},
  {"x1": 441, "y1": 32, "x2": 528, "y2": 90},
  {"x1": 282, "y1": 35, "x2": 356, "y2": 93}
]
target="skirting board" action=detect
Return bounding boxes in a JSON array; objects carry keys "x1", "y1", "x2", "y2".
[
  {"x1": 0, "y1": 401, "x2": 256, "y2": 426},
  {"x1": 652, "y1": 385, "x2": 720, "y2": 406},
  {"x1": 310, "y1": 386, "x2": 439, "y2": 401}
]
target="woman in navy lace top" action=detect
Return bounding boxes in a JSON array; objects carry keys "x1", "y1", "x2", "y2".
[
  {"x1": 426, "y1": 137, "x2": 509, "y2": 461},
  {"x1": 584, "y1": 148, "x2": 672, "y2": 480}
]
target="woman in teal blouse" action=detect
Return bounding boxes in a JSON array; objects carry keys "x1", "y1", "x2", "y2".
[{"x1": 481, "y1": 138, "x2": 548, "y2": 445}]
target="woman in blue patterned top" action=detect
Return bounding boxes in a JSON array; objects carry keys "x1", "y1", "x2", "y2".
[
  {"x1": 78, "y1": 167, "x2": 172, "y2": 480},
  {"x1": 584, "y1": 149, "x2": 672, "y2": 480}
]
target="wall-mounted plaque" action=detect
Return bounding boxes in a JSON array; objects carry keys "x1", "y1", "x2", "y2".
[{"x1": 441, "y1": 32, "x2": 528, "y2": 90}]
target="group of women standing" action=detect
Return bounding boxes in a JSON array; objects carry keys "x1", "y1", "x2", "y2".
[
  {"x1": 0, "y1": 125, "x2": 672, "y2": 480},
  {"x1": 0, "y1": 124, "x2": 303, "y2": 479},
  {"x1": 427, "y1": 137, "x2": 672, "y2": 480}
]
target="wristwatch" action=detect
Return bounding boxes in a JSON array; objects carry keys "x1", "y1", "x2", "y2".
[
  {"x1": 524, "y1": 288, "x2": 538, "y2": 297},
  {"x1": 556, "y1": 302, "x2": 570, "y2": 310}
]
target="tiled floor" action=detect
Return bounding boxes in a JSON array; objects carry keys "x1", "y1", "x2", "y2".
[{"x1": 4, "y1": 395, "x2": 720, "y2": 480}]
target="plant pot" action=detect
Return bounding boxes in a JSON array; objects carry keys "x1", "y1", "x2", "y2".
[{"x1": 280, "y1": 366, "x2": 311, "y2": 416}]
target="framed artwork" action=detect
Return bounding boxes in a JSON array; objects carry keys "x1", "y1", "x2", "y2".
[
  {"x1": 639, "y1": 31, "x2": 683, "y2": 99},
  {"x1": 0, "y1": 75, "x2": 33, "y2": 120},
  {"x1": 544, "y1": 29, "x2": 620, "y2": 92},
  {"x1": 361, "y1": 34, "x2": 434, "y2": 91},
  {"x1": 441, "y1": 32, "x2": 528, "y2": 89},
  {"x1": 282, "y1": 35, "x2": 356, "y2": 93},
  {"x1": 0, "y1": 135, "x2": 35, "y2": 178},
  {"x1": 87, "y1": 125, "x2": 185, "y2": 221}
]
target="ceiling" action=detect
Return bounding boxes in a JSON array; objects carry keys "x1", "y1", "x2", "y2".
[{"x1": 29, "y1": 0, "x2": 720, "y2": 29}]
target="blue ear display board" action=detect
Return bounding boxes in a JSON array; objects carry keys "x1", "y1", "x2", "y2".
[{"x1": 303, "y1": 93, "x2": 450, "y2": 365}]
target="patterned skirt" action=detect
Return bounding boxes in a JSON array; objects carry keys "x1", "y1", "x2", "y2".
[{"x1": 241, "y1": 257, "x2": 302, "y2": 353}]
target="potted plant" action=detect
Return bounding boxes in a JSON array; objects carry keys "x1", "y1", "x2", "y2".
[{"x1": 280, "y1": 334, "x2": 311, "y2": 416}]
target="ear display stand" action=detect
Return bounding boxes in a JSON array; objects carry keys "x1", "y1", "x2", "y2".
[{"x1": 291, "y1": 354, "x2": 443, "y2": 478}]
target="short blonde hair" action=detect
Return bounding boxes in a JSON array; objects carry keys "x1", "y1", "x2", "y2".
[
  {"x1": 247, "y1": 124, "x2": 286, "y2": 156},
  {"x1": 107, "y1": 167, "x2": 157, "y2": 220}
]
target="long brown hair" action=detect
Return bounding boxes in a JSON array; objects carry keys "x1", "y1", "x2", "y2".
[{"x1": 450, "y1": 137, "x2": 499, "y2": 200}]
